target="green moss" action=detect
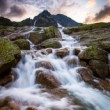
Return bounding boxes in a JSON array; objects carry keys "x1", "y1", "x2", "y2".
[
  {"x1": 44, "y1": 26, "x2": 59, "y2": 38},
  {"x1": 14, "y1": 39, "x2": 30, "y2": 50},
  {"x1": 0, "y1": 38, "x2": 20, "y2": 64}
]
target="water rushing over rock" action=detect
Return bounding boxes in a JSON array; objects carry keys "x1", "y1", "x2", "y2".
[{"x1": 0, "y1": 25, "x2": 110, "y2": 110}]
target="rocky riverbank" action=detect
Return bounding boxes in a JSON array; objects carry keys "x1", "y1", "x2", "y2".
[{"x1": 0, "y1": 25, "x2": 110, "y2": 110}]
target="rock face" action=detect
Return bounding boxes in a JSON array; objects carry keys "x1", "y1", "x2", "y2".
[
  {"x1": 29, "y1": 26, "x2": 61, "y2": 45},
  {"x1": 78, "y1": 46, "x2": 108, "y2": 63},
  {"x1": 35, "y1": 61, "x2": 54, "y2": 70},
  {"x1": 36, "y1": 38, "x2": 61, "y2": 49},
  {"x1": 77, "y1": 67, "x2": 94, "y2": 82},
  {"x1": 14, "y1": 39, "x2": 30, "y2": 50},
  {"x1": 33, "y1": 10, "x2": 57, "y2": 27},
  {"x1": 55, "y1": 48, "x2": 69, "y2": 58},
  {"x1": 53, "y1": 14, "x2": 80, "y2": 27},
  {"x1": 35, "y1": 70, "x2": 60, "y2": 89},
  {"x1": 89, "y1": 60, "x2": 109, "y2": 79},
  {"x1": 0, "y1": 38, "x2": 21, "y2": 75}
]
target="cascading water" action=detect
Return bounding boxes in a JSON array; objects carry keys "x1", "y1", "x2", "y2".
[{"x1": 0, "y1": 24, "x2": 110, "y2": 110}]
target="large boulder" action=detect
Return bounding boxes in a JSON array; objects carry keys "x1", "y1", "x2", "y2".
[
  {"x1": 29, "y1": 26, "x2": 61, "y2": 45},
  {"x1": 78, "y1": 46, "x2": 108, "y2": 63},
  {"x1": 13, "y1": 39, "x2": 30, "y2": 50},
  {"x1": 35, "y1": 60, "x2": 54, "y2": 70},
  {"x1": 0, "y1": 38, "x2": 21, "y2": 75},
  {"x1": 36, "y1": 38, "x2": 61, "y2": 49},
  {"x1": 89, "y1": 60, "x2": 109, "y2": 79},
  {"x1": 76, "y1": 67, "x2": 94, "y2": 82},
  {"x1": 55, "y1": 48, "x2": 69, "y2": 58},
  {"x1": 35, "y1": 70, "x2": 60, "y2": 89},
  {"x1": 29, "y1": 32, "x2": 45, "y2": 45}
]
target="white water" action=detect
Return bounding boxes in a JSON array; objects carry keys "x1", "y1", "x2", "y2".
[{"x1": 0, "y1": 25, "x2": 110, "y2": 110}]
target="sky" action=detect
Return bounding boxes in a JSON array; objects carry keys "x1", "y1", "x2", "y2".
[{"x1": 0, "y1": 0, "x2": 110, "y2": 24}]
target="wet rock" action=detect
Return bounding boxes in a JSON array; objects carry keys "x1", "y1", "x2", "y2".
[
  {"x1": 65, "y1": 56, "x2": 78, "y2": 66},
  {"x1": 77, "y1": 67, "x2": 94, "y2": 82},
  {"x1": 13, "y1": 39, "x2": 30, "y2": 50},
  {"x1": 78, "y1": 46, "x2": 108, "y2": 63},
  {"x1": 0, "y1": 99, "x2": 4, "y2": 107},
  {"x1": 35, "y1": 61, "x2": 54, "y2": 70},
  {"x1": 29, "y1": 26, "x2": 61, "y2": 45},
  {"x1": 46, "y1": 48, "x2": 53, "y2": 54},
  {"x1": 36, "y1": 70, "x2": 60, "y2": 89},
  {"x1": 36, "y1": 38, "x2": 61, "y2": 49},
  {"x1": 0, "y1": 38, "x2": 21, "y2": 75},
  {"x1": 74, "y1": 48, "x2": 81, "y2": 56},
  {"x1": 80, "y1": 60, "x2": 88, "y2": 67},
  {"x1": 26, "y1": 107, "x2": 37, "y2": 110},
  {"x1": 0, "y1": 106, "x2": 9, "y2": 110},
  {"x1": 8, "y1": 101, "x2": 20, "y2": 110},
  {"x1": 0, "y1": 72, "x2": 15, "y2": 86},
  {"x1": 89, "y1": 60, "x2": 109, "y2": 79},
  {"x1": 55, "y1": 48, "x2": 69, "y2": 58},
  {"x1": 29, "y1": 32, "x2": 45, "y2": 45},
  {"x1": 63, "y1": 28, "x2": 73, "y2": 34}
]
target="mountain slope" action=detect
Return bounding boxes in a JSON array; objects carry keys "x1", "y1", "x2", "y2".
[{"x1": 53, "y1": 14, "x2": 79, "y2": 27}]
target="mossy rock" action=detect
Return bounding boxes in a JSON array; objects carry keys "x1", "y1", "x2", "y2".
[
  {"x1": 29, "y1": 26, "x2": 61, "y2": 45},
  {"x1": 36, "y1": 38, "x2": 61, "y2": 49},
  {"x1": 14, "y1": 39, "x2": 30, "y2": 50},
  {"x1": 63, "y1": 28, "x2": 73, "y2": 34},
  {"x1": 78, "y1": 46, "x2": 108, "y2": 63},
  {"x1": 90, "y1": 41, "x2": 110, "y2": 53},
  {"x1": 0, "y1": 38, "x2": 21, "y2": 75},
  {"x1": 89, "y1": 60, "x2": 109, "y2": 79},
  {"x1": 44, "y1": 26, "x2": 61, "y2": 38}
]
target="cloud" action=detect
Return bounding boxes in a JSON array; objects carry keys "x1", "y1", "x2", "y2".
[
  {"x1": 85, "y1": 4, "x2": 110, "y2": 23},
  {"x1": 6, "y1": 5, "x2": 26, "y2": 17},
  {"x1": 86, "y1": 0, "x2": 97, "y2": 8}
]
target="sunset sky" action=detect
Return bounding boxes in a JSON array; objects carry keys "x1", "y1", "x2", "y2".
[{"x1": 0, "y1": 0, "x2": 110, "y2": 24}]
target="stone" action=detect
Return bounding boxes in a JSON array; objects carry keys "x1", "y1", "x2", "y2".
[
  {"x1": 89, "y1": 60, "x2": 109, "y2": 79},
  {"x1": 55, "y1": 48, "x2": 69, "y2": 58},
  {"x1": 36, "y1": 38, "x2": 61, "y2": 49},
  {"x1": 76, "y1": 67, "x2": 94, "y2": 82},
  {"x1": 36, "y1": 69, "x2": 60, "y2": 89},
  {"x1": 0, "y1": 38, "x2": 21, "y2": 75},
  {"x1": 78, "y1": 46, "x2": 108, "y2": 63},
  {"x1": 35, "y1": 61, "x2": 54, "y2": 70},
  {"x1": 13, "y1": 39, "x2": 30, "y2": 50}
]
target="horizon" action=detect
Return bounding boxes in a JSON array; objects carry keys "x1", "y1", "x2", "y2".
[{"x1": 0, "y1": 0, "x2": 110, "y2": 24}]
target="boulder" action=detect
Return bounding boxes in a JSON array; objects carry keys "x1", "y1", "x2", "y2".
[
  {"x1": 64, "y1": 56, "x2": 78, "y2": 66},
  {"x1": 89, "y1": 60, "x2": 109, "y2": 79},
  {"x1": 8, "y1": 101, "x2": 20, "y2": 110},
  {"x1": 55, "y1": 48, "x2": 69, "y2": 58},
  {"x1": 35, "y1": 61, "x2": 54, "y2": 70},
  {"x1": 76, "y1": 67, "x2": 94, "y2": 82},
  {"x1": 29, "y1": 26, "x2": 61, "y2": 45},
  {"x1": 36, "y1": 38, "x2": 61, "y2": 49},
  {"x1": 29, "y1": 32, "x2": 45, "y2": 45},
  {"x1": 74, "y1": 48, "x2": 81, "y2": 56},
  {"x1": 78, "y1": 46, "x2": 108, "y2": 63},
  {"x1": 0, "y1": 38, "x2": 21, "y2": 75},
  {"x1": 35, "y1": 70, "x2": 60, "y2": 89},
  {"x1": 63, "y1": 28, "x2": 73, "y2": 34},
  {"x1": 14, "y1": 39, "x2": 30, "y2": 50},
  {"x1": 26, "y1": 107, "x2": 37, "y2": 110},
  {"x1": 0, "y1": 72, "x2": 15, "y2": 86}
]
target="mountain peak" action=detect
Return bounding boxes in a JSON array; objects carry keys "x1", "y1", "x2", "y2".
[{"x1": 40, "y1": 10, "x2": 51, "y2": 16}]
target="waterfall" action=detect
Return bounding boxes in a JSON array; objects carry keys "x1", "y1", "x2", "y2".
[{"x1": 0, "y1": 25, "x2": 110, "y2": 110}]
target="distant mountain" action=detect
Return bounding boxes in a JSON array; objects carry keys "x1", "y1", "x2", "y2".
[
  {"x1": 0, "y1": 10, "x2": 80, "y2": 27},
  {"x1": 33, "y1": 10, "x2": 58, "y2": 27},
  {"x1": 0, "y1": 17, "x2": 12, "y2": 26},
  {"x1": 53, "y1": 14, "x2": 79, "y2": 27}
]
